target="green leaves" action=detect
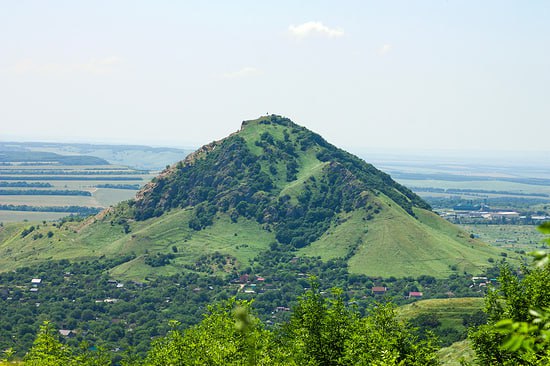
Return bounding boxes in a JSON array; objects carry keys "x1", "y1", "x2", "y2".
[
  {"x1": 1, "y1": 348, "x2": 15, "y2": 362},
  {"x1": 530, "y1": 222, "x2": 550, "y2": 267},
  {"x1": 285, "y1": 278, "x2": 440, "y2": 366},
  {"x1": 24, "y1": 321, "x2": 72, "y2": 366},
  {"x1": 145, "y1": 298, "x2": 280, "y2": 366},
  {"x1": 530, "y1": 250, "x2": 550, "y2": 268},
  {"x1": 496, "y1": 318, "x2": 538, "y2": 352},
  {"x1": 538, "y1": 222, "x2": 550, "y2": 235},
  {"x1": 470, "y1": 222, "x2": 550, "y2": 365},
  {"x1": 24, "y1": 321, "x2": 114, "y2": 366}
]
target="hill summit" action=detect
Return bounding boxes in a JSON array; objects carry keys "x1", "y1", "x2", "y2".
[{"x1": 132, "y1": 115, "x2": 430, "y2": 248}]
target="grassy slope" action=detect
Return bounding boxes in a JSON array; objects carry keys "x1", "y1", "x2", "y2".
[
  {"x1": 238, "y1": 117, "x2": 325, "y2": 193},
  {"x1": 303, "y1": 193, "x2": 510, "y2": 278},
  {"x1": 0, "y1": 217, "x2": 127, "y2": 271},
  {"x1": 108, "y1": 211, "x2": 275, "y2": 280},
  {"x1": 300, "y1": 208, "x2": 367, "y2": 260},
  {"x1": 397, "y1": 298, "x2": 483, "y2": 366},
  {"x1": 0, "y1": 207, "x2": 274, "y2": 280},
  {"x1": 437, "y1": 340, "x2": 476, "y2": 366},
  {"x1": 398, "y1": 297, "x2": 484, "y2": 324},
  {"x1": 5, "y1": 195, "x2": 504, "y2": 280}
]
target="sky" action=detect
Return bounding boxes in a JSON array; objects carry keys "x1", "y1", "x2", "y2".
[{"x1": 1, "y1": 1, "x2": 549, "y2": 155}]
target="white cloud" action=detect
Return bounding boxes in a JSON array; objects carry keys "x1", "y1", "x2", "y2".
[
  {"x1": 11, "y1": 57, "x2": 122, "y2": 74},
  {"x1": 223, "y1": 66, "x2": 262, "y2": 79},
  {"x1": 288, "y1": 21, "x2": 344, "y2": 39},
  {"x1": 379, "y1": 44, "x2": 392, "y2": 55}
]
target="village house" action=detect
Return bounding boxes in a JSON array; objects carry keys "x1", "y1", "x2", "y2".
[
  {"x1": 31, "y1": 278, "x2": 42, "y2": 286},
  {"x1": 59, "y1": 330, "x2": 75, "y2": 338},
  {"x1": 371, "y1": 286, "x2": 387, "y2": 295},
  {"x1": 472, "y1": 276, "x2": 490, "y2": 287},
  {"x1": 275, "y1": 306, "x2": 290, "y2": 312}
]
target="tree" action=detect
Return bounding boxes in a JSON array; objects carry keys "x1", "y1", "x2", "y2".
[
  {"x1": 24, "y1": 321, "x2": 110, "y2": 366},
  {"x1": 470, "y1": 222, "x2": 550, "y2": 365},
  {"x1": 343, "y1": 303, "x2": 440, "y2": 365},
  {"x1": 285, "y1": 277, "x2": 440, "y2": 366},
  {"x1": 24, "y1": 321, "x2": 71, "y2": 366},
  {"x1": 145, "y1": 299, "x2": 283, "y2": 365},
  {"x1": 285, "y1": 281, "x2": 354, "y2": 365}
]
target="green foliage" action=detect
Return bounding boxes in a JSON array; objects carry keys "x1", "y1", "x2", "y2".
[
  {"x1": 539, "y1": 222, "x2": 550, "y2": 235},
  {"x1": 188, "y1": 202, "x2": 218, "y2": 230},
  {"x1": 142, "y1": 280, "x2": 441, "y2": 365},
  {"x1": 24, "y1": 321, "x2": 71, "y2": 365},
  {"x1": 24, "y1": 321, "x2": 111, "y2": 366},
  {"x1": 20, "y1": 225, "x2": 35, "y2": 238},
  {"x1": 283, "y1": 278, "x2": 440, "y2": 365},
  {"x1": 345, "y1": 304, "x2": 440, "y2": 365},
  {"x1": 469, "y1": 222, "x2": 550, "y2": 365},
  {"x1": 145, "y1": 299, "x2": 281, "y2": 365},
  {"x1": 143, "y1": 252, "x2": 175, "y2": 267},
  {"x1": 286, "y1": 282, "x2": 353, "y2": 365}
]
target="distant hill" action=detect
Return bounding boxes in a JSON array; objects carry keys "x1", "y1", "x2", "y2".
[
  {"x1": 0, "y1": 150, "x2": 109, "y2": 165},
  {"x1": 0, "y1": 141, "x2": 192, "y2": 170},
  {"x1": 0, "y1": 115, "x2": 512, "y2": 279}
]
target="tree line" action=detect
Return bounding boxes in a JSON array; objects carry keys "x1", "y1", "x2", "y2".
[
  {"x1": 14, "y1": 279, "x2": 440, "y2": 365},
  {"x1": 0, "y1": 189, "x2": 91, "y2": 196}
]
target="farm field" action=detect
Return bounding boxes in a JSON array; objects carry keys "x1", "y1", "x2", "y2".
[
  {"x1": 399, "y1": 179, "x2": 550, "y2": 198},
  {"x1": 362, "y1": 151, "x2": 550, "y2": 201},
  {"x1": 460, "y1": 224, "x2": 546, "y2": 252},
  {"x1": 357, "y1": 151, "x2": 550, "y2": 259},
  {"x1": 0, "y1": 155, "x2": 155, "y2": 222},
  {"x1": 0, "y1": 141, "x2": 191, "y2": 222}
]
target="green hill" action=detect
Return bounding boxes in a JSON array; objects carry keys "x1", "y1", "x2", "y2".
[
  {"x1": 0, "y1": 115, "x2": 514, "y2": 280},
  {"x1": 398, "y1": 297, "x2": 484, "y2": 363},
  {"x1": 397, "y1": 297, "x2": 484, "y2": 365}
]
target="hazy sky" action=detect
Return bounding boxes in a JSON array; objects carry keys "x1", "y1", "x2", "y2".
[{"x1": 1, "y1": 1, "x2": 549, "y2": 153}]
